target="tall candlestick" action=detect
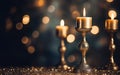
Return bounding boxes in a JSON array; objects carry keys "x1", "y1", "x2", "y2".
[
  {"x1": 74, "y1": 8, "x2": 92, "y2": 74},
  {"x1": 105, "y1": 10, "x2": 118, "y2": 70},
  {"x1": 56, "y1": 20, "x2": 72, "y2": 71}
]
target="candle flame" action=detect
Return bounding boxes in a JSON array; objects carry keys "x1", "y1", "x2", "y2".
[
  {"x1": 83, "y1": 8, "x2": 86, "y2": 17},
  {"x1": 111, "y1": 13, "x2": 115, "y2": 20},
  {"x1": 108, "y1": 10, "x2": 117, "y2": 20},
  {"x1": 60, "y1": 19, "x2": 64, "y2": 26}
]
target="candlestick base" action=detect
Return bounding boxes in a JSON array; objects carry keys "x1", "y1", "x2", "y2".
[
  {"x1": 74, "y1": 58, "x2": 92, "y2": 73},
  {"x1": 106, "y1": 62, "x2": 118, "y2": 71}
]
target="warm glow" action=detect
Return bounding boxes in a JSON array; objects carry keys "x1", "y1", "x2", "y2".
[
  {"x1": 27, "y1": 46, "x2": 35, "y2": 54},
  {"x1": 108, "y1": 10, "x2": 117, "y2": 19},
  {"x1": 67, "y1": 55, "x2": 76, "y2": 63},
  {"x1": 21, "y1": 36, "x2": 30, "y2": 45},
  {"x1": 72, "y1": 10, "x2": 80, "y2": 19},
  {"x1": 35, "y1": 0, "x2": 45, "y2": 7},
  {"x1": 32, "y1": 30, "x2": 40, "y2": 38},
  {"x1": 67, "y1": 34, "x2": 75, "y2": 43},
  {"x1": 22, "y1": 14, "x2": 30, "y2": 25},
  {"x1": 60, "y1": 19, "x2": 64, "y2": 26},
  {"x1": 42, "y1": 16, "x2": 50, "y2": 24},
  {"x1": 91, "y1": 26, "x2": 99, "y2": 35},
  {"x1": 106, "y1": 0, "x2": 114, "y2": 3},
  {"x1": 16, "y1": 22, "x2": 23, "y2": 30},
  {"x1": 48, "y1": 5, "x2": 55, "y2": 13},
  {"x1": 83, "y1": 8, "x2": 86, "y2": 17},
  {"x1": 39, "y1": 24, "x2": 47, "y2": 32},
  {"x1": 6, "y1": 18, "x2": 13, "y2": 31}
]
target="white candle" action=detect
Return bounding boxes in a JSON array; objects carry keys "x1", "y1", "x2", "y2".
[
  {"x1": 56, "y1": 19, "x2": 68, "y2": 38},
  {"x1": 105, "y1": 12, "x2": 118, "y2": 31},
  {"x1": 76, "y1": 8, "x2": 92, "y2": 32}
]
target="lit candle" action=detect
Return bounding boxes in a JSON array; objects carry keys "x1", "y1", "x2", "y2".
[
  {"x1": 105, "y1": 12, "x2": 118, "y2": 31},
  {"x1": 76, "y1": 8, "x2": 92, "y2": 32},
  {"x1": 56, "y1": 19, "x2": 68, "y2": 38}
]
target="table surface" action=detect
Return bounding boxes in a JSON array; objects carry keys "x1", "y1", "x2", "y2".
[{"x1": 0, "y1": 67, "x2": 119, "y2": 75}]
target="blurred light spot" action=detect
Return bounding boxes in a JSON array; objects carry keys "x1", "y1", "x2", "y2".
[
  {"x1": 39, "y1": 24, "x2": 47, "y2": 32},
  {"x1": 42, "y1": 16, "x2": 50, "y2": 24},
  {"x1": 67, "y1": 55, "x2": 76, "y2": 63},
  {"x1": 108, "y1": 10, "x2": 117, "y2": 18},
  {"x1": 22, "y1": 14, "x2": 30, "y2": 25},
  {"x1": 27, "y1": 46, "x2": 35, "y2": 54},
  {"x1": 67, "y1": 34, "x2": 75, "y2": 43},
  {"x1": 106, "y1": 0, "x2": 114, "y2": 3},
  {"x1": 10, "y1": 7, "x2": 16, "y2": 14},
  {"x1": 21, "y1": 36, "x2": 30, "y2": 45},
  {"x1": 32, "y1": 30, "x2": 40, "y2": 38},
  {"x1": 16, "y1": 22, "x2": 23, "y2": 30},
  {"x1": 48, "y1": 5, "x2": 55, "y2": 13},
  {"x1": 55, "y1": 9, "x2": 62, "y2": 17},
  {"x1": 116, "y1": 32, "x2": 120, "y2": 40},
  {"x1": 72, "y1": 10, "x2": 80, "y2": 19},
  {"x1": 91, "y1": 26, "x2": 99, "y2": 35},
  {"x1": 35, "y1": 0, "x2": 45, "y2": 7},
  {"x1": 69, "y1": 27, "x2": 77, "y2": 34},
  {"x1": 6, "y1": 18, "x2": 13, "y2": 31},
  {"x1": 70, "y1": 5, "x2": 77, "y2": 12},
  {"x1": 96, "y1": 37, "x2": 107, "y2": 48}
]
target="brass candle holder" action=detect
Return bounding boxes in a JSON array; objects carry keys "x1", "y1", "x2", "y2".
[
  {"x1": 74, "y1": 8, "x2": 92, "y2": 73},
  {"x1": 105, "y1": 14, "x2": 119, "y2": 70},
  {"x1": 56, "y1": 20, "x2": 70, "y2": 71}
]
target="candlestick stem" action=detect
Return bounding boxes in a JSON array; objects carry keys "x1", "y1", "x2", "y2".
[
  {"x1": 107, "y1": 32, "x2": 118, "y2": 70},
  {"x1": 60, "y1": 39, "x2": 66, "y2": 65},
  {"x1": 74, "y1": 32, "x2": 92, "y2": 73},
  {"x1": 58, "y1": 39, "x2": 72, "y2": 71}
]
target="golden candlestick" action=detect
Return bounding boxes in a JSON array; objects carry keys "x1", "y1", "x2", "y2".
[
  {"x1": 74, "y1": 8, "x2": 92, "y2": 73},
  {"x1": 56, "y1": 19, "x2": 70, "y2": 71},
  {"x1": 105, "y1": 10, "x2": 119, "y2": 70}
]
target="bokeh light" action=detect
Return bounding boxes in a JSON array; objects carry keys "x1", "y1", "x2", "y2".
[
  {"x1": 67, "y1": 34, "x2": 75, "y2": 43},
  {"x1": 27, "y1": 46, "x2": 35, "y2": 54},
  {"x1": 32, "y1": 30, "x2": 40, "y2": 39},
  {"x1": 108, "y1": 10, "x2": 117, "y2": 19},
  {"x1": 67, "y1": 55, "x2": 76, "y2": 63},
  {"x1": 42, "y1": 16, "x2": 50, "y2": 24},
  {"x1": 48, "y1": 5, "x2": 55, "y2": 13},
  {"x1": 34, "y1": 0, "x2": 45, "y2": 7},
  {"x1": 21, "y1": 36, "x2": 30, "y2": 45},
  {"x1": 22, "y1": 14, "x2": 30, "y2": 25},
  {"x1": 116, "y1": 32, "x2": 120, "y2": 40},
  {"x1": 16, "y1": 22, "x2": 23, "y2": 30},
  {"x1": 91, "y1": 26, "x2": 99, "y2": 35},
  {"x1": 96, "y1": 37, "x2": 108, "y2": 48},
  {"x1": 5, "y1": 18, "x2": 13, "y2": 31},
  {"x1": 10, "y1": 7, "x2": 16, "y2": 14},
  {"x1": 72, "y1": 10, "x2": 80, "y2": 19},
  {"x1": 39, "y1": 24, "x2": 47, "y2": 32},
  {"x1": 106, "y1": 0, "x2": 114, "y2": 3}
]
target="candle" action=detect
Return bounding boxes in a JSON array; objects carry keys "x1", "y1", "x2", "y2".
[
  {"x1": 76, "y1": 8, "x2": 92, "y2": 32},
  {"x1": 105, "y1": 12, "x2": 118, "y2": 31},
  {"x1": 56, "y1": 19, "x2": 68, "y2": 38}
]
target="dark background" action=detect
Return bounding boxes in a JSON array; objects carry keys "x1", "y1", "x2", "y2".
[{"x1": 0, "y1": 0, "x2": 120, "y2": 69}]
